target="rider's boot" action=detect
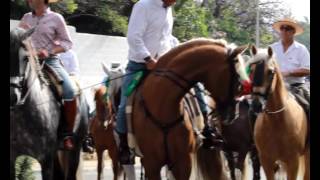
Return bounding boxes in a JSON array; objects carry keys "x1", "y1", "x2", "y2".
[
  {"x1": 82, "y1": 133, "x2": 95, "y2": 153},
  {"x1": 201, "y1": 113, "x2": 224, "y2": 149},
  {"x1": 117, "y1": 131, "x2": 135, "y2": 164},
  {"x1": 63, "y1": 98, "x2": 77, "y2": 151}
]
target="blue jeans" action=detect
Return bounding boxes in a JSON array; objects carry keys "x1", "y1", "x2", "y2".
[
  {"x1": 45, "y1": 57, "x2": 76, "y2": 101},
  {"x1": 194, "y1": 83, "x2": 208, "y2": 115},
  {"x1": 116, "y1": 61, "x2": 147, "y2": 133}
]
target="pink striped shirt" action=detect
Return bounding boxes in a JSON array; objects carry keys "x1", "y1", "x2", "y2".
[{"x1": 20, "y1": 8, "x2": 73, "y2": 54}]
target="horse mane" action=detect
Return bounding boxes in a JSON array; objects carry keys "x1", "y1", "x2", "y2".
[{"x1": 156, "y1": 38, "x2": 228, "y2": 68}]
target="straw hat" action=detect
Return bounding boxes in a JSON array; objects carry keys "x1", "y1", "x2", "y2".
[
  {"x1": 272, "y1": 18, "x2": 304, "y2": 36},
  {"x1": 48, "y1": 0, "x2": 61, "y2": 3}
]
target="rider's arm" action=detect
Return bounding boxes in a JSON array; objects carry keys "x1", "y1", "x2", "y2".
[
  {"x1": 52, "y1": 13, "x2": 73, "y2": 55},
  {"x1": 284, "y1": 45, "x2": 310, "y2": 78},
  {"x1": 127, "y1": 3, "x2": 151, "y2": 61}
]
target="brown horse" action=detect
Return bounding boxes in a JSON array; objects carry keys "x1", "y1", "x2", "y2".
[
  {"x1": 247, "y1": 46, "x2": 309, "y2": 180},
  {"x1": 127, "y1": 38, "x2": 249, "y2": 180},
  {"x1": 207, "y1": 95, "x2": 261, "y2": 180},
  {"x1": 89, "y1": 63, "x2": 126, "y2": 180}
]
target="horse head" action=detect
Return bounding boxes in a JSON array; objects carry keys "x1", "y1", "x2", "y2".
[
  {"x1": 10, "y1": 27, "x2": 36, "y2": 107},
  {"x1": 206, "y1": 43, "x2": 250, "y2": 122},
  {"x1": 101, "y1": 62, "x2": 124, "y2": 112},
  {"x1": 93, "y1": 62, "x2": 124, "y2": 125},
  {"x1": 246, "y1": 45, "x2": 277, "y2": 113}
]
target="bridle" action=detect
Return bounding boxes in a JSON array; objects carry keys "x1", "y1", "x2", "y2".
[
  {"x1": 10, "y1": 40, "x2": 43, "y2": 108},
  {"x1": 249, "y1": 60, "x2": 287, "y2": 114},
  {"x1": 151, "y1": 47, "x2": 241, "y2": 114}
]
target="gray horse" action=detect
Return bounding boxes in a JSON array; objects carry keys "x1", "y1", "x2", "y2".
[{"x1": 10, "y1": 27, "x2": 89, "y2": 180}]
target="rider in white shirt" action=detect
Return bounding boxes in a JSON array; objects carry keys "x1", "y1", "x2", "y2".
[
  {"x1": 270, "y1": 17, "x2": 310, "y2": 117},
  {"x1": 58, "y1": 49, "x2": 80, "y2": 77}
]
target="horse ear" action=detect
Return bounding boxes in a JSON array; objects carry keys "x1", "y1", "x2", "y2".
[
  {"x1": 101, "y1": 62, "x2": 111, "y2": 76},
  {"x1": 20, "y1": 27, "x2": 35, "y2": 41},
  {"x1": 267, "y1": 46, "x2": 273, "y2": 58},
  {"x1": 251, "y1": 44, "x2": 257, "y2": 55},
  {"x1": 229, "y1": 45, "x2": 248, "y2": 59}
]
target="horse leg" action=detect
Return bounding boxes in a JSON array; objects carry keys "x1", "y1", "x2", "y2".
[
  {"x1": 141, "y1": 158, "x2": 162, "y2": 180},
  {"x1": 40, "y1": 154, "x2": 54, "y2": 180},
  {"x1": 250, "y1": 147, "x2": 261, "y2": 180},
  {"x1": 96, "y1": 148, "x2": 105, "y2": 180},
  {"x1": 10, "y1": 159, "x2": 15, "y2": 180},
  {"x1": 108, "y1": 146, "x2": 121, "y2": 180},
  {"x1": 286, "y1": 157, "x2": 299, "y2": 180},
  {"x1": 304, "y1": 145, "x2": 310, "y2": 180},
  {"x1": 224, "y1": 151, "x2": 236, "y2": 180},
  {"x1": 68, "y1": 148, "x2": 82, "y2": 180},
  {"x1": 259, "y1": 156, "x2": 275, "y2": 180},
  {"x1": 171, "y1": 154, "x2": 192, "y2": 180},
  {"x1": 237, "y1": 152, "x2": 249, "y2": 180}
]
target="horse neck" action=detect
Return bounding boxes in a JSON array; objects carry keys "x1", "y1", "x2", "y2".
[
  {"x1": 142, "y1": 47, "x2": 227, "y2": 122},
  {"x1": 266, "y1": 69, "x2": 288, "y2": 112}
]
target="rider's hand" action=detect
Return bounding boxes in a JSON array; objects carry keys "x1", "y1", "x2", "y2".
[
  {"x1": 145, "y1": 57, "x2": 157, "y2": 70},
  {"x1": 37, "y1": 49, "x2": 49, "y2": 59},
  {"x1": 19, "y1": 22, "x2": 31, "y2": 30}
]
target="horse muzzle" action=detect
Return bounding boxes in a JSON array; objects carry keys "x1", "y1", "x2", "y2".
[{"x1": 251, "y1": 97, "x2": 265, "y2": 113}]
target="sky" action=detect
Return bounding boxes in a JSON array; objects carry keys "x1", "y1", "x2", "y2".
[{"x1": 280, "y1": 0, "x2": 310, "y2": 21}]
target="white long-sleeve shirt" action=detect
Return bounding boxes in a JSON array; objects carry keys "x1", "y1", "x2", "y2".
[
  {"x1": 58, "y1": 49, "x2": 80, "y2": 77},
  {"x1": 127, "y1": 0, "x2": 174, "y2": 63},
  {"x1": 271, "y1": 41, "x2": 310, "y2": 84}
]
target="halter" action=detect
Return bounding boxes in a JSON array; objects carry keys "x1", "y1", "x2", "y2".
[
  {"x1": 250, "y1": 61, "x2": 275, "y2": 100},
  {"x1": 250, "y1": 61, "x2": 287, "y2": 114},
  {"x1": 10, "y1": 41, "x2": 44, "y2": 108}
]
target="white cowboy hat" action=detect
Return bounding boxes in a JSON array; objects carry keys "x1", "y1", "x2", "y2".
[{"x1": 272, "y1": 18, "x2": 304, "y2": 36}]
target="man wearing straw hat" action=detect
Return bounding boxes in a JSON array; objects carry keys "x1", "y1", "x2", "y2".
[
  {"x1": 271, "y1": 18, "x2": 310, "y2": 116},
  {"x1": 18, "y1": 0, "x2": 81, "y2": 151}
]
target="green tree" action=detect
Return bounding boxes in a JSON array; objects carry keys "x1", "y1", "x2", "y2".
[
  {"x1": 10, "y1": 0, "x2": 78, "y2": 19},
  {"x1": 173, "y1": 0, "x2": 212, "y2": 42},
  {"x1": 296, "y1": 17, "x2": 310, "y2": 50}
]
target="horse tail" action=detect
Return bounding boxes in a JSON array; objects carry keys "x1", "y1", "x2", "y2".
[{"x1": 194, "y1": 146, "x2": 227, "y2": 180}]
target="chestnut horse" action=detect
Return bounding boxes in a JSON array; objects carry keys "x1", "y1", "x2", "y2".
[
  {"x1": 127, "y1": 38, "x2": 249, "y2": 180},
  {"x1": 89, "y1": 64, "x2": 125, "y2": 180},
  {"x1": 247, "y1": 46, "x2": 309, "y2": 180}
]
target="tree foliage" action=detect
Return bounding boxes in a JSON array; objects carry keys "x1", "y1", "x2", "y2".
[
  {"x1": 296, "y1": 17, "x2": 310, "y2": 50},
  {"x1": 10, "y1": 0, "x2": 309, "y2": 46},
  {"x1": 173, "y1": 0, "x2": 212, "y2": 42}
]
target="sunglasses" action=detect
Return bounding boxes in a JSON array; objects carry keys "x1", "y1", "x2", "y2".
[{"x1": 280, "y1": 25, "x2": 294, "y2": 32}]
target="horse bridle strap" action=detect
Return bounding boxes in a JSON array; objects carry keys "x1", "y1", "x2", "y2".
[
  {"x1": 252, "y1": 68, "x2": 275, "y2": 100},
  {"x1": 217, "y1": 48, "x2": 238, "y2": 112},
  {"x1": 152, "y1": 69, "x2": 195, "y2": 93},
  {"x1": 10, "y1": 55, "x2": 44, "y2": 107}
]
